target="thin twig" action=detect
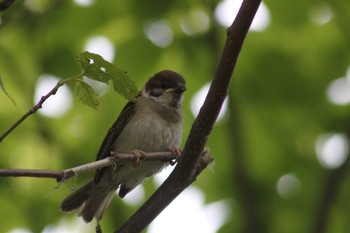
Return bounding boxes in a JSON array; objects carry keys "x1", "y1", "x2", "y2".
[
  {"x1": 0, "y1": 81, "x2": 63, "y2": 143},
  {"x1": 0, "y1": 74, "x2": 81, "y2": 143},
  {"x1": 0, "y1": 168, "x2": 64, "y2": 180},
  {"x1": 0, "y1": 151, "x2": 177, "y2": 182},
  {"x1": 115, "y1": 1, "x2": 261, "y2": 232}
]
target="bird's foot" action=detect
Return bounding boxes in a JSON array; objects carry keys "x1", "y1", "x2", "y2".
[
  {"x1": 130, "y1": 149, "x2": 146, "y2": 167},
  {"x1": 169, "y1": 147, "x2": 182, "y2": 165}
]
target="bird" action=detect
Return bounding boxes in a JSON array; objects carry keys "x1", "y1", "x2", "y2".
[{"x1": 60, "y1": 70, "x2": 186, "y2": 223}]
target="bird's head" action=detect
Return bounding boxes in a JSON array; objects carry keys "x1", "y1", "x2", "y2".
[{"x1": 142, "y1": 70, "x2": 186, "y2": 108}]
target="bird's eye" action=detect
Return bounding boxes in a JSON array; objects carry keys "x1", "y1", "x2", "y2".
[{"x1": 160, "y1": 82, "x2": 168, "y2": 89}]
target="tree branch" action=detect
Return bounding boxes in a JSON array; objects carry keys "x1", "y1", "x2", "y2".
[
  {"x1": 311, "y1": 125, "x2": 350, "y2": 233},
  {"x1": 0, "y1": 151, "x2": 178, "y2": 182},
  {"x1": 0, "y1": 0, "x2": 16, "y2": 11},
  {"x1": 228, "y1": 95, "x2": 267, "y2": 233},
  {"x1": 311, "y1": 156, "x2": 350, "y2": 233},
  {"x1": 0, "y1": 74, "x2": 83, "y2": 143},
  {"x1": 0, "y1": 80, "x2": 64, "y2": 143},
  {"x1": 115, "y1": 0, "x2": 262, "y2": 232}
]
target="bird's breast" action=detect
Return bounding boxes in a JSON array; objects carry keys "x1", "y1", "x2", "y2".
[
  {"x1": 110, "y1": 107, "x2": 182, "y2": 188},
  {"x1": 113, "y1": 108, "x2": 182, "y2": 153}
]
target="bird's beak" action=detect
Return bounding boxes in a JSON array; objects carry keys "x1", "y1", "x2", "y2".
[{"x1": 165, "y1": 85, "x2": 187, "y2": 94}]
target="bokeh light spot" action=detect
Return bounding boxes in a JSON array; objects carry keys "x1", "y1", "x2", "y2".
[
  {"x1": 148, "y1": 187, "x2": 230, "y2": 233},
  {"x1": 24, "y1": 0, "x2": 51, "y2": 13},
  {"x1": 144, "y1": 20, "x2": 173, "y2": 48},
  {"x1": 34, "y1": 75, "x2": 73, "y2": 118},
  {"x1": 326, "y1": 78, "x2": 350, "y2": 105},
  {"x1": 83, "y1": 76, "x2": 109, "y2": 96},
  {"x1": 180, "y1": 10, "x2": 210, "y2": 36},
  {"x1": 84, "y1": 35, "x2": 115, "y2": 62},
  {"x1": 215, "y1": 0, "x2": 270, "y2": 32},
  {"x1": 73, "y1": 0, "x2": 95, "y2": 7},
  {"x1": 122, "y1": 185, "x2": 145, "y2": 205},
  {"x1": 8, "y1": 228, "x2": 32, "y2": 233},
  {"x1": 326, "y1": 66, "x2": 350, "y2": 105},
  {"x1": 42, "y1": 219, "x2": 91, "y2": 233},
  {"x1": 309, "y1": 3, "x2": 333, "y2": 25},
  {"x1": 276, "y1": 173, "x2": 301, "y2": 199},
  {"x1": 315, "y1": 133, "x2": 349, "y2": 169},
  {"x1": 190, "y1": 83, "x2": 228, "y2": 123},
  {"x1": 153, "y1": 165, "x2": 174, "y2": 186}
]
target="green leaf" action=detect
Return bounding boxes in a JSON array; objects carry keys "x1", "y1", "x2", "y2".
[
  {"x1": 0, "y1": 74, "x2": 16, "y2": 105},
  {"x1": 74, "y1": 79, "x2": 99, "y2": 109},
  {"x1": 77, "y1": 51, "x2": 139, "y2": 102}
]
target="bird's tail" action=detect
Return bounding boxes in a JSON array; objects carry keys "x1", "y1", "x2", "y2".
[{"x1": 60, "y1": 179, "x2": 115, "y2": 223}]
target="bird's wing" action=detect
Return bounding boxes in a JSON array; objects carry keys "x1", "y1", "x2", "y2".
[{"x1": 94, "y1": 101, "x2": 136, "y2": 184}]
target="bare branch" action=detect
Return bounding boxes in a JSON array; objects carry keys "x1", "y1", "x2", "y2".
[
  {"x1": 0, "y1": 80, "x2": 64, "y2": 143},
  {"x1": 0, "y1": 151, "x2": 178, "y2": 182},
  {"x1": 0, "y1": 168, "x2": 64, "y2": 180},
  {"x1": 0, "y1": 73, "x2": 84, "y2": 143},
  {"x1": 115, "y1": 1, "x2": 262, "y2": 232}
]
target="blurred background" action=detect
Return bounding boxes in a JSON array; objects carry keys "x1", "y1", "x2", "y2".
[{"x1": 1, "y1": 0, "x2": 350, "y2": 232}]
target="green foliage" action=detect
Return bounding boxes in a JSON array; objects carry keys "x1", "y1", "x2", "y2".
[
  {"x1": 74, "y1": 79, "x2": 99, "y2": 109},
  {"x1": 77, "y1": 51, "x2": 138, "y2": 103},
  {"x1": 69, "y1": 51, "x2": 138, "y2": 109},
  {"x1": 1, "y1": 1, "x2": 350, "y2": 233}
]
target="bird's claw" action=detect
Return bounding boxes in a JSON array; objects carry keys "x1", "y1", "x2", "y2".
[
  {"x1": 169, "y1": 148, "x2": 182, "y2": 165},
  {"x1": 130, "y1": 149, "x2": 146, "y2": 167}
]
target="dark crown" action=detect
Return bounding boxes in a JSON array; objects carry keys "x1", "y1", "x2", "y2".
[{"x1": 145, "y1": 70, "x2": 186, "y2": 92}]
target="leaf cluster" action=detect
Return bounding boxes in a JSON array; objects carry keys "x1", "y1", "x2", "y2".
[{"x1": 74, "y1": 51, "x2": 138, "y2": 109}]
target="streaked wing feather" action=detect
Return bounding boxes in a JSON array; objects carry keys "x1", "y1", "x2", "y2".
[{"x1": 94, "y1": 101, "x2": 136, "y2": 184}]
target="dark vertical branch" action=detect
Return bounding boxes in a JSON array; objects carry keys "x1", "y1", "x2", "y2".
[
  {"x1": 0, "y1": 0, "x2": 16, "y2": 11},
  {"x1": 115, "y1": 0, "x2": 262, "y2": 232},
  {"x1": 0, "y1": 80, "x2": 64, "y2": 143},
  {"x1": 175, "y1": 0, "x2": 262, "y2": 182},
  {"x1": 228, "y1": 95, "x2": 267, "y2": 233},
  {"x1": 312, "y1": 146, "x2": 350, "y2": 233}
]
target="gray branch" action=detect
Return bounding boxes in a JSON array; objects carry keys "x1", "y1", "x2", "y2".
[{"x1": 0, "y1": 151, "x2": 178, "y2": 182}]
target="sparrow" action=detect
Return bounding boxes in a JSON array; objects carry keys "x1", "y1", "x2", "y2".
[{"x1": 60, "y1": 70, "x2": 186, "y2": 223}]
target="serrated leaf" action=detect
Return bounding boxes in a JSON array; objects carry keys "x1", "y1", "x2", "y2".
[
  {"x1": 75, "y1": 80, "x2": 99, "y2": 109},
  {"x1": 77, "y1": 53, "x2": 109, "y2": 84},
  {"x1": 0, "y1": 74, "x2": 16, "y2": 105},
  {"x1": 77, "y1": 51, "x2": 139, "y2": 102}
]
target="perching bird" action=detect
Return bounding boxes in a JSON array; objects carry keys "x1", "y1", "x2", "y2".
[{"x1": 60, "y1": 70, "x2": 186, "y2": 223}]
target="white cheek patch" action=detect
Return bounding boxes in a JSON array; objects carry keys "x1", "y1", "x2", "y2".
[
  {"x1": 142, "y1": 87, "x2": 184, "y2": 108},
  {"x1": 141, "y1": 88, "x2": 148, "y2": 97},
  {"x1": 179, "y1": 94, "x2": 184, "y2": 103}
]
